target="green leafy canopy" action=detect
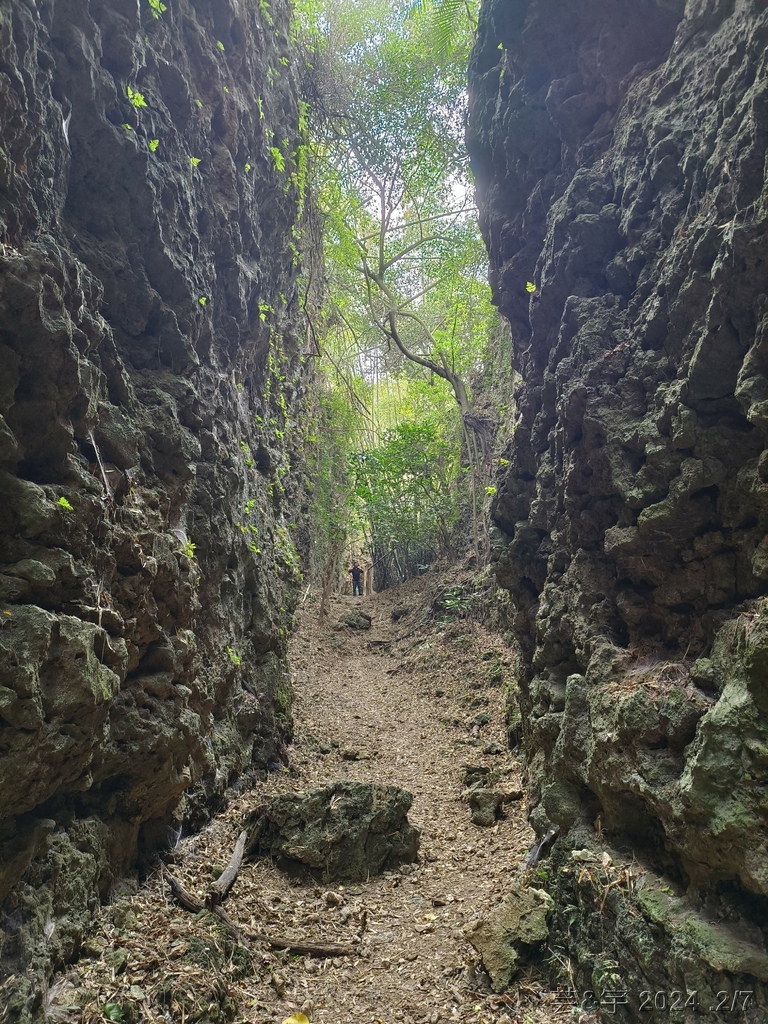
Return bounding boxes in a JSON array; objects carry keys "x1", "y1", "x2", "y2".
[{"x1": 297, "y1": 0, "x2": 500, "y2": 581}]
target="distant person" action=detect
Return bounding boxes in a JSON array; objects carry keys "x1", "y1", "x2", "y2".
[{"x1": 349, "y1": 563, "x2": 363, "y2": 597}]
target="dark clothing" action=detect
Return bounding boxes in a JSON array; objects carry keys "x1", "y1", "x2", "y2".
[{"x1": 349, "y1": 566, "x2": 363, "y2": 596}]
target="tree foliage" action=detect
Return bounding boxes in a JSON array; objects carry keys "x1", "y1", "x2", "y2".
[
  {"x1": 351, "y1": 418, "x2": 460, "y2": 586},
  {"x1": 299, "y1": 0, "x2": 502, "y2": 585},
  {"x1": 409, "y1": 0, "x2": 479, "y2": 59}
]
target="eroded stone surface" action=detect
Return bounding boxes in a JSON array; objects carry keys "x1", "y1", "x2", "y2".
[
  {"x1": 469, "y1": 0, "x2": 768, "y2": 1012},
  {"x1": 0, "y1": 0, "x2": 312, "y2": 1016},
  {"x1": 464, "y1": 881, "x2": 553, "y2": 991},
  {"x1": 246, "y1": 781, "x2": 421, "y2": 880},
  {"x1": 340, "y1": 609, "x2": 373, "y2": 630}
]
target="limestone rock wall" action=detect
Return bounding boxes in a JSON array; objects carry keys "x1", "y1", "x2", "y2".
[
  {"x1": 0, "y1": 0, "x2": 311, "y2": 1016},
  {"x1": 469, "y1": 0, "x2": 768, "y2": 1016}
]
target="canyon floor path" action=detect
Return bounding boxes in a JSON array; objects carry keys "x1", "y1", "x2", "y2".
[{"x1": 50, "y1": 575, "x2": 582, "y2": 1024}]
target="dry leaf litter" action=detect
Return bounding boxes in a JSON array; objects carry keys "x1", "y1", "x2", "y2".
[{"x1": 46, "y1": 574, "x2": 594, "y2": 1024}]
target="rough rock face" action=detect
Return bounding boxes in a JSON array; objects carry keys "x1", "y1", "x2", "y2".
[
  {"x1": 469, "y1": 0, "x2": 768, "y2": 1015},
  {"x1": 464, "y1": 881, "x2": 553, "y2": 992},
  {"x1": 0, "y1": 0, "x2": 312, "y2": 1016},
  {"x1": 246, "y1": 781, "x2": 421, "y2": 881}
]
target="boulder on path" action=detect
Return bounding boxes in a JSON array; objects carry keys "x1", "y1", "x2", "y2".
[
  {"x1": 463, "y1": 786, "x2": 504, "y2": 826},
  {"x1": 461, "y1": 764, "x2": 505, "y2": 826},
  {"x1": 464, "y1": 880, "x2": 553, "y2": 991},
  {"x1": 338, "y1": 609, "x2": 372, "y2": 631},
  {"x1": 245, "y1": 781, "x2": 420, "y2": 880}
]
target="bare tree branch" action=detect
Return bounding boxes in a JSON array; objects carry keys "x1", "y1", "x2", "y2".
[{"x1": 357, "y1": 206, "x2": 476, "y2": 242}]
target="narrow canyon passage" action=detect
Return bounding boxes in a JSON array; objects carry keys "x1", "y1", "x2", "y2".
[
  {"x1": 4, "y1": 0, "x2": 767, "y2": 1016},
  {"x1": 48, "y1": 580, "x2": 581, "y2": 1024}
]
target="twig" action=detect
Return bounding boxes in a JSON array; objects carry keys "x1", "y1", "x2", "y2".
[
  {"x1": 234, "y1": 918, "x2": 358, "y2": 957},
  {"x1": 161, "y1": 864, "x2": 357, "y2": 958},
  {"x1": 87, "y1": 428, "x2": 114, "y2": 499},
  {"x1": 392, "y1": 625, "x2": 426, "y2": 645},
  {"x1": 208, "y1": 830, "x2": 247, "y2": 906},
  {"x1": 161, "y1": 863, "x2": 203, "y2": 913}
]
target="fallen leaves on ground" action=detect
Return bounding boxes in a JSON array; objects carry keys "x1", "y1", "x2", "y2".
[{"x1": 48, "y1": 573, "x2": 592, "y2": 1024}]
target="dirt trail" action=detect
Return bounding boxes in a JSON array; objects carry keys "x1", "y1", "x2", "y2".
[
  {"x1": 49, "y1": 577, "x2": 578, "y2": 1024},
  {"x1": 278, "y1": 584, "x2": 534, "y2": 1022}
]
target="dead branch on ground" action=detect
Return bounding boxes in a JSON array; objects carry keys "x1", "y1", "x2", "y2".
[
  {"x1": 208, "y1": 829, "x2": 247, "y2": 906},
  {"x1": 160, "y1": 862, "x2": 357, "y2": 958}
]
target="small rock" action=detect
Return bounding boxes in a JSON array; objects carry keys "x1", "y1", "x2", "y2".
[
  {"x1": 572, "y1": 848, "x2": 598, "y2": 862},
  {"x1": 464, "y1": 881, "x2": 553, "y2": 991},
  {"x1": 461, "y1": 764, "x2": 490, "y2": 788},
  {"x1": 463, "y1": 787, "x2": 504, "y2": 826},
  {"x1": 341, "y1": 747, "x2": 361, "y2": 761},
  {"x1": 317, "y1": 741, "x2": 333, "y2": 754},
  {"x1": 324, "y1": 890, "x2": 344, "y2": 907},
  {"x1": 104, "y1": 948, "x2": 129, "y2": 974},
  {"x1": 111, "y1": 901, "x2": 138, "y2": 930},
  {"x1": 483, "y1": 741, "x2": 504, "y2": 755}
]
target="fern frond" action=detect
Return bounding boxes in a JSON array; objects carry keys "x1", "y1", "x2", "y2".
[{"x1": 407, "y1": 0, "x2": 477, "y2": 58}]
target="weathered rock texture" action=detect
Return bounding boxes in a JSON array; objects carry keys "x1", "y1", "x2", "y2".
[
  {"x1": 0, "y1": 0, "x2": 312, "y2": 1017},
  {"x1": 464, "y1": 881, "x2": 553, "y2": 992},
  {"x1": 469, "y1": 0, "x2": 768, "y2": 1017},
  {"x1": 246, "y1": 781, "x2": 421, "y2": 881}
]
